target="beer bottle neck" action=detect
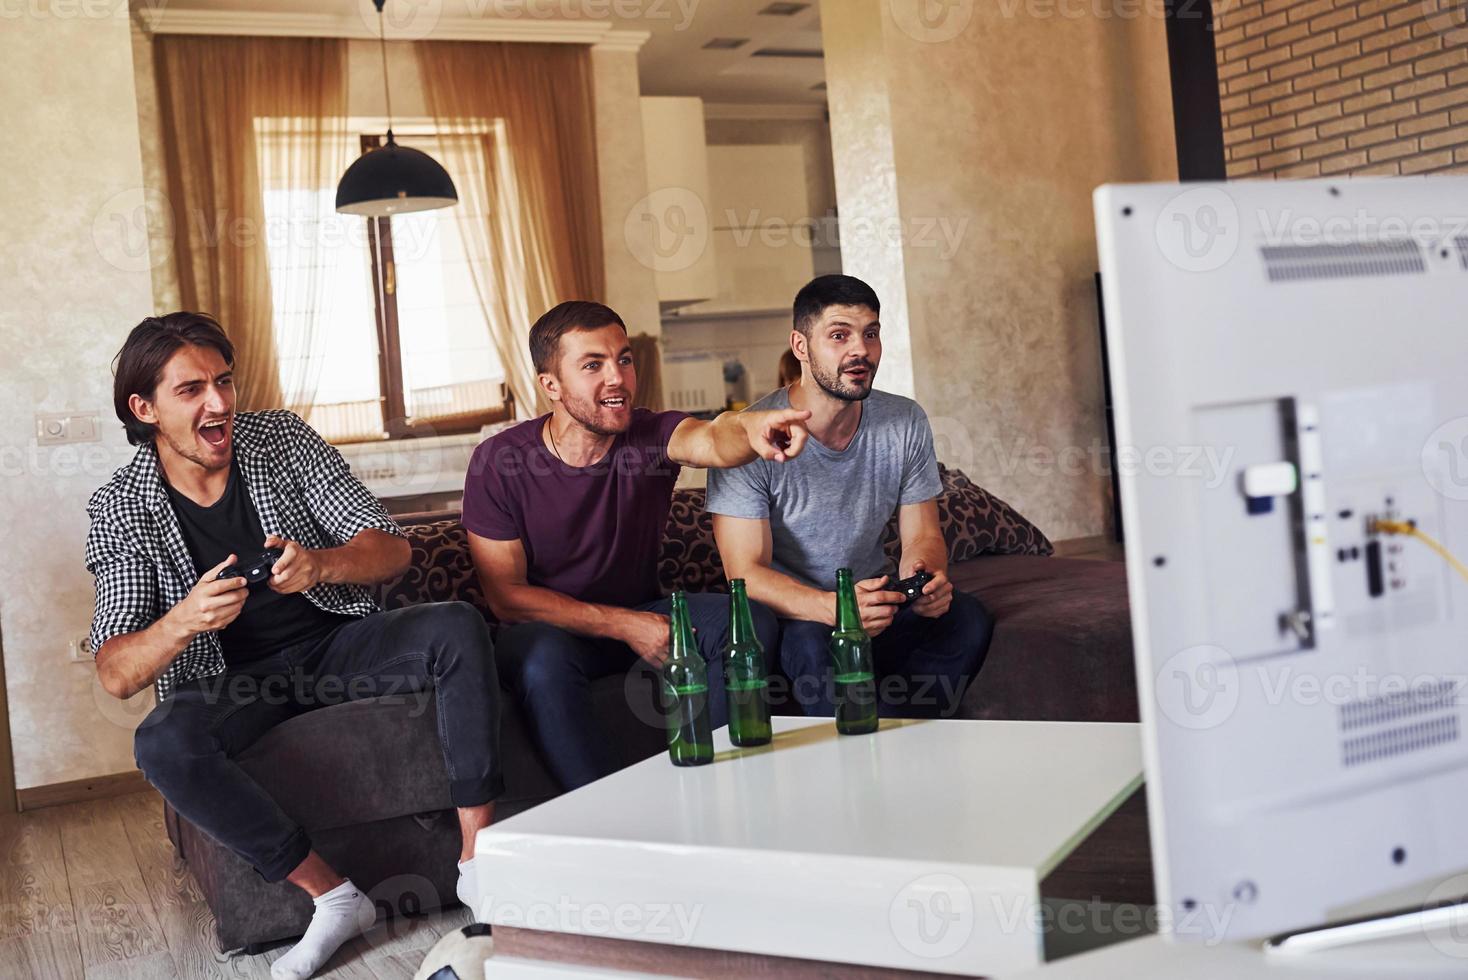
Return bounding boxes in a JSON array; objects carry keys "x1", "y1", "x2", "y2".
[
  {"x1": 728, "y1": 581, "x2": 757, "y2": 644},
  {"x1": 834, "y1": 570, "x2": 862, "y2": 632},
  {"x1": 669, "y1": 593, "x2": 699, "y2": 661}
]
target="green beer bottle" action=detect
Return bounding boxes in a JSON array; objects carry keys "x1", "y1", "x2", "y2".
[
  {"x1": 830, "y1": 568, "x2": 878, "y2": 735},
  {"x1": 662, "y1": 591, "x2": 714, "y2": 766},
  {"x1": 723, "y1": 579, "x2": 772, "y2": 747}
]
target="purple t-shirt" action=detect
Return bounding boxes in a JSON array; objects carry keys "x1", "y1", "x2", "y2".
[{"x1": 463, "y1": 409, "x2": 688, "y2": 608}]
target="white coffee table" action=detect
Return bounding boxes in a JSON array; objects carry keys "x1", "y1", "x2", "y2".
[{"x1": 473, "y1": 717, "x2": 1142, "y2": 977}]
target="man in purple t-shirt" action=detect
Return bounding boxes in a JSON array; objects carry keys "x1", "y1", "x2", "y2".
[{"x1": 464, "y1": 301, "x2": 811, "y2": 789}]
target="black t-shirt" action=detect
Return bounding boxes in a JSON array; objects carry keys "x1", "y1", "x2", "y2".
[{"x1": 164, "y1": 460, "x2": 354, "y2": 666}]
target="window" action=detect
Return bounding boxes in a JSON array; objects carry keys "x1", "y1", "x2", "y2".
[{"x1": 260, "y1": 129, "x2": 510, "y2": 444}]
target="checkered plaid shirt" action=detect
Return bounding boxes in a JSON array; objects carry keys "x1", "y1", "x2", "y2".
[{"x1": 85, "y1": 410, "x2": 404, "y2": 701}]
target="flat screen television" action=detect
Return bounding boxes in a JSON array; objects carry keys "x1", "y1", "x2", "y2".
[{"x1": 1094, "y1": 176, "x2": 1468, "y2": 947}]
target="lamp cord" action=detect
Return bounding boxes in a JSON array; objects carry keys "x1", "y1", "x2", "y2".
[{"x1": 375, "y1": 0, "x2": 394, "y2": 141}]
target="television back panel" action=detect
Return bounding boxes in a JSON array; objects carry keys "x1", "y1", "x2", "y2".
[{"x1": 1094, "y1": 177, "x2": 1468, "y2": 942}]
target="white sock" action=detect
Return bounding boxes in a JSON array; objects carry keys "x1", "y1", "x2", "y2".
[
  {"x1": 271, "y1": 880, "x2": 376, "y2": 980},
  {"x1": 457, "y1": 858, "x2": 478, "y2": 915}
]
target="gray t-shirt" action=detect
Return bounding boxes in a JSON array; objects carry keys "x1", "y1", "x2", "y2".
[{"x1": 706, "y1": 387, "x2": 942, "y2": 591}]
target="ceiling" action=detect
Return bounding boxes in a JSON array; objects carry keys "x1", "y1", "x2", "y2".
[
  {"x1": 145, "y1": 0, "x2": 828, "y2": 106},
  {"x1": 632, "y1": 0, "x2": 826, "y2": 106}
]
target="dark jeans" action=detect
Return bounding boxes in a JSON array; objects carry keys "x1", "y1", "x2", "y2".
[
  {"x1": 133, "y1": 601, "x2": 503, "y2": 883},
  {"x1": 495, "y1": 594, "x2": 778, "y2": 791},
  {"x1": 778, "y1": 591, "x2": 993, "y2": 718}
]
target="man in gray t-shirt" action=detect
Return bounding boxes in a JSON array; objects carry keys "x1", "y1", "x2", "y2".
[{"x1": 708, "y1": 275, "x2": 993, "y2": 718}]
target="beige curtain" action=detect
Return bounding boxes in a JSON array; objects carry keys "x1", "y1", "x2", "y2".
[
  {"x1": 154, "y1": 36, "x2": 348, "y2": 414},
  {"x1": 416, "y1": 41, "x2": 605, "y2": 417}
]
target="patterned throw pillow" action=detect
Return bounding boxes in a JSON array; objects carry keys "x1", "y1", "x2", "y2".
[
  {"x1": 659, "y1": 490, "x2": 727, "y2": 595},
  {"x1": 381, "y1": 515, "x2": 486, "y2": 613},
  {"x1": 877, "y1": 465, "x2": 1055, "y2": 568},
  {"x1": 944, "y1": 467, "x2": 1054, "y2": 557}
]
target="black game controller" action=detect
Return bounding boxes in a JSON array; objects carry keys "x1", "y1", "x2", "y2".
[
  {"x1": 217, "y1": 548, "x2": 284, "y2": 587},
  {"x1": 888, "y1": 570, "x2": 935, "y2": 607}
]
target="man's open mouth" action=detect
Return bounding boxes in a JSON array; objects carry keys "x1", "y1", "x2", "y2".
[
  {"x1": 598, "y1": 396, "x2": 628, "y2": 409},
  {"x1": 199, "y1": 418, "x2": 229, "y2": 447},
  {"x1": 844, "y1": 366, "x2": 871, "y2": 380}
]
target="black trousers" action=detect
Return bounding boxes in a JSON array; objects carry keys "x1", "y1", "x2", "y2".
[
  {"x1": 133, "y1": 601, "x2": 503, "y2": 882},
  {"x1": 778, "y1": 592, "x2": 994, "y2": 717},
  {"x1": 495, "y1": 594, "x2": 779, "y2": 792}
]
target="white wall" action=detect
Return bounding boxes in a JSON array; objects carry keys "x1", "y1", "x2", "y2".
[
  {"x1": 2, "y1": 9, "x2": 162, "y2": 789},
  {"x1": 821, "y1": 0, "x2": 1177, "y2": 540},
  {"x1": 592, "y1": 48, "x2": 659, "y2": 337}
]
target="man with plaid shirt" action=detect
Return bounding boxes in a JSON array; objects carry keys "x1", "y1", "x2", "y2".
[{"x1": 87, "y1": 313, "x2": 502, "y2": 980}]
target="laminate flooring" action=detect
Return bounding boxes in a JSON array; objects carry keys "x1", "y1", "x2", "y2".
[{"x1": 0, "y1": 790, "x2": 469, "y2": 980}]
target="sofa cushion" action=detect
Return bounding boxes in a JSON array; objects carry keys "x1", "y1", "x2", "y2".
[
  {"x1": 231, "y1": 676, "x2": 666, "y2": 833},
  {"x1": 171, "y1": 674, "x2": 668, "y2": 951},
  {"x1": 171, "y1": 807, "x2": 462, "y2": 951},
  {"x1": 382, "y1": 500, "x2": 728, "y2": 608},
  {"x1": 388, "y1": 465, "x2": 1052, "y2": 606},
  {"x1": 951, "y1": 555, "x2": 1137, "y2": 723},
  {"x1": 235, "y1": 697, "x2": 453, "y2": 834}
]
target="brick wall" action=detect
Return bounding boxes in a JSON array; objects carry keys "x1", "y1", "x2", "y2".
[{"x1": 1214, "y1": 0, "x2": 1468, "y2": 178}]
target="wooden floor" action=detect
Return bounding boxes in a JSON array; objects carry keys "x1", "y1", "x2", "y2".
[{"x1": 0, "y1": 790, "x2": 470, "y2": 980}]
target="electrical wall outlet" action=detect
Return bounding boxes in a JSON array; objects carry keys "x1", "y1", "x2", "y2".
[
  {"x1": 36, "y1": 412, "x2": 101, "y2": 446},
  {"x1": 67, "y1": 635, "x2": 92, "y2": 663}
]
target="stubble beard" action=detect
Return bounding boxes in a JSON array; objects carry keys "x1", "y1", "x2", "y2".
[
  {"x1": 562, "y1": 392, "x2": 630, "y2": 437},
  {"x1": 809, "y1": 358, "x2": 873, "y2": 403},
  {"x1": 159, "y1": 427, "x2": 229, "y2": 471}
]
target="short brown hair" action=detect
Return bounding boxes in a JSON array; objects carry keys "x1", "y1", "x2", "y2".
[
  {"x1": 529, "y1": 301, "x2": 626, "y2": 375},
  {"x1": 112, "y1": 312, "x2": 235, "y2": 446}
]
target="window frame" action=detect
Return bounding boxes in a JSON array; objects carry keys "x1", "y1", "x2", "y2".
[{"x1": 348, "y1": 132, "x2": 512, "y2": 445}]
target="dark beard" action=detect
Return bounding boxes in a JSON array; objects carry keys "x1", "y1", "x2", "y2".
[{"x1": 809, "y1": 359, "x2": 873, "y2": 402}]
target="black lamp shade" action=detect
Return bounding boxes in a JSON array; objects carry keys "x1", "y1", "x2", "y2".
[{"x1": 335, "y1": 141, "x2": 458, "y2": 216}]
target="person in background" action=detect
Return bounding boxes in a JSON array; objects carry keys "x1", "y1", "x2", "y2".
[{"x1": 777, "y1": 348, "x2": 802, "y2": 389}]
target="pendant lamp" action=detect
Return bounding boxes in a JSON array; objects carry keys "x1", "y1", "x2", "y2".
[{"x1": 335, "y1": 0, "x2": 458, "y2": 216}]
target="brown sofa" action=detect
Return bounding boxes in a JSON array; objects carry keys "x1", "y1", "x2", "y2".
[{"x1": 165, "y1": 468, "x2": 1136, "y2": 951}]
